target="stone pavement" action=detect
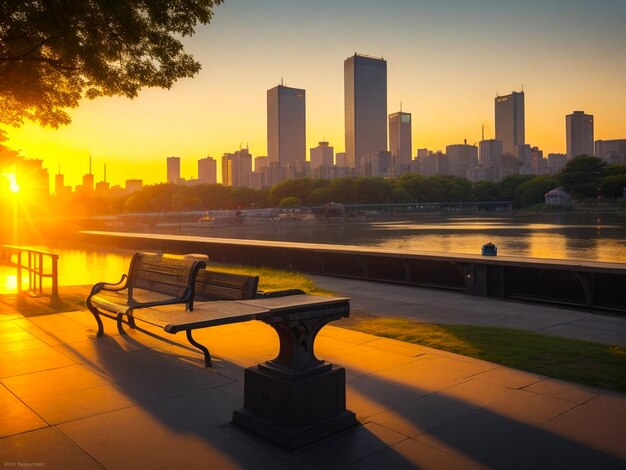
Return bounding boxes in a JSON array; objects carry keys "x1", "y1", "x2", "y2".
[
  {"x1": 309, "y1": 275, "x2": 626, "y2": 347},
  {"x1": 1, "y1": 286, "x2": 626, "y2": 469}
]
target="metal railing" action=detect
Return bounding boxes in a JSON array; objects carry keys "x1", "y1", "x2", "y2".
[{"x1": 1, "y1": 245, "x2": 59, "y2": 302}]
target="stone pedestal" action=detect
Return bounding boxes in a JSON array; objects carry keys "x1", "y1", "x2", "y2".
[
  {"x1": 231, "y1": 296, "x2": 358, "y2": 449},
  {"x1": 233, "y1": 364, "x2": 357, "y2": 449}
]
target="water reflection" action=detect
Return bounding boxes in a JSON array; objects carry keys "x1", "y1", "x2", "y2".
[{"x1": 0, "y1": 246, "x2": 133, "y2": 294}]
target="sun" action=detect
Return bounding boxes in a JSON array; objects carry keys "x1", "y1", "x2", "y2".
[{"x1": 3, "y1": 172, "x2": 20, "y2": 193}]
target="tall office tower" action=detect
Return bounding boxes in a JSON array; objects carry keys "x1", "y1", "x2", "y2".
[
  {"x1": 446, "y1": 144, "x2": 478, "y2": 178},
  {"x1": 566, "y1": 111, "x2": 594, "y2": 159},
  {"x1": 255, "y1": 156, "x2": 269, "y2": 171},
  {"x1": 167, "y1": 156, "x2": 181, "y2": 184},
  {"x1": 495, "y1": 91, "x2": 525, "y2": 155},
  {"x1": 198, "y1": 156, "x2": 217, "y2": 184},
  {"x1": 389, "y1": 112, "x2": 412, "y2": 165},
  {"x1": 595, "y1": 139, "x2": 626, "y2": 164},
  {"x1": 267, "y1": 84, "x2": 306, "y2": 167},
  {"x1": 345, "y1": 53, "x2": 387, "y2": 170},
  {"x1": 310, "y1": 141, "x2": 334, "y2": 169}
]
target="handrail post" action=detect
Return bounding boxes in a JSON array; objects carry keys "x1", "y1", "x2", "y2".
[
  {"x1": 16, "y1": 250, "x2": 22, "y2": 294},
  {"x1": 51, "y1": 255, "x2": 60, "y2": 305}
]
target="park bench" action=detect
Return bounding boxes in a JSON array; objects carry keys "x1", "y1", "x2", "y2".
[
  {"x1": 87, "y1": 251, "x2": 270, "y2": 364},
  {"x1": 86, "y1": 252, "x2": 207, "y2": 338},
  {"x1": 86, "y1": 251, "x2": 356, "y2": 448}
]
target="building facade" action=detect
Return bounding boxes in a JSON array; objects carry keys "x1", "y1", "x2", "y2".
[
  {"x1": 167, "y1": 156, "x2": 181, "y2": 184},
  {"x1": 566, "y1": 111, "x2": 594, "y2": 159},
  {"x1": 446, "y1": 143, "x2": 478, "y2": 178},
  {"x1": 595, "y1": 139, "x2": 626, "y2": 164},
  {"x1": 222, "y1": 149, "x2": 253, "y2": 188},
  {"x1": 267, "y1": 84, "x2": 306, "y2": 167},
  {"x1": 198, "y1": 156, "x2": 217, "y2": 185},
  {"x1": 310, "y1": 141, "x2": 334, "y2": 169},
  {"x1": 389, "y1": 111, "x2": 412, "y2": 166},
  {"x1": 344, "y1": 54, "x2": 387, "y2": 170},
  {"x1": 495, "y1": 91, "x2": 525, "y2": 155}
]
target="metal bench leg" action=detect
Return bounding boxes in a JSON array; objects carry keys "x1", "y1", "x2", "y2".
[
  {"x1": 86, "y1": 299, "x2": 104, "y2": 337},
  {"x1": 116, "y1": 313, "x2": 127, "y2": 335},
  {"x1": 186, "y1": 330, "x2": 212, "y2": 367}
]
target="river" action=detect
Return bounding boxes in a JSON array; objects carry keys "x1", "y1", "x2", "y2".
[
  {"x1": 176, "y1": 212, "x2": 626, "y2": 263},
  {"x1": 1, "y1": 212, "x2": 625, "y2": 294}
]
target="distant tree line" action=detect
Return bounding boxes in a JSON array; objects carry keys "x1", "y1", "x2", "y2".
[{"x1": 52, "y1": 156, "x2": 626, "y2": 216}]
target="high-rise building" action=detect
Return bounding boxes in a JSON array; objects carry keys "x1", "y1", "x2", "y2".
[
  {"x1": 446, "y1": 143, "x2": 478, "y2": 178},
  {"x1": 267, "y1": 84, "x2": 306, "y2": 167},
  {"x1": 167, "y1": 156, "x2": 181, "y2": 184},
  {"x1": 389, "y1": 111, "x2": 412, "y2": 166},
  {"x1": 479, "y1": 139, "x2": 504, "y2": 181},
  {"x1": 345, "y1": 53, "x2": 387, "y2": 170},
  {"x1": 198, "y1": 156, "x2": 217, "y2": 184},
  {"x1": 595, "y1": 139, "x2": 626, "y2": 164},
  {"x1": 222, "y1": 148, "x2": 252, "y2": 188},
  {"x1": 495, "y1": 91, "x2": 525, "y2": 155},
  {"x1": 310, "y1": 141, "x2": 334, "y2": 169},
  {"x1": 566, "y1": 111, "x2": 594, "y2": 159}
]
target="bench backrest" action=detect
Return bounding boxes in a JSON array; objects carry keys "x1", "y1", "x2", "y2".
[
  {"x1": 128, "y1": 252, "x2": 206, "y2": 301},
  {"x1": 194, "y1": 269, "x2": 259, "y2": 302}
]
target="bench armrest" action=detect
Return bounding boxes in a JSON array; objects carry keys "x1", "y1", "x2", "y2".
[{"x1": 89, "y1": 274, "x2": 128, "y2": 296}]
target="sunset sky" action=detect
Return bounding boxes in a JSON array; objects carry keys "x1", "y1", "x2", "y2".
[{"x1": 4, "y1": 0, "x2": 626, "y2": 188}]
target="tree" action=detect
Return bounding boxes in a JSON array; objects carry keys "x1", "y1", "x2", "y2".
[
  {"x1": 599, "y1": 174, "x2": 626, "y2": 199},
  {"x1": 558, "y1": 156, "x2": 606, "y2": 199},
  {"x1": 278, "y1": 196, "x2": 301, "y2": 208},
  {"x1": 0, "y1": 0, "x2": 223, "y2": 130},
  {"x1": 470, "y1": 181, "x2": 501, "y2": 202},
  {"x1": 516, "y1": 175, "x2": 559, "y2": 206}
]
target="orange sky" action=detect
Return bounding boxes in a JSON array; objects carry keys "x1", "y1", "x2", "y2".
[{"x1": 3, "y1": 0, "x2": 626, "y2": 188}]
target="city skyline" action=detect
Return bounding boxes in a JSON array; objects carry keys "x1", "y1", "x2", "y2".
[{"x1": 3, "y1": 0, "x2": 626, "y2": 187}]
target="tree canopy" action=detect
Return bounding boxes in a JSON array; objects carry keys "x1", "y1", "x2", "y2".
[
  {"x1": 0, "y1": 0, "x2": 223, "y2": 130},
  {"x1": 558, "y1": 156, "x2": 606, "y2": 199}
]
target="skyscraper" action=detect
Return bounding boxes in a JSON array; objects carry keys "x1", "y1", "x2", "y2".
[
  {"x1": 198, "y1": 156, "x2": 217, "y2": 184},
  {"x1": 566, "y1": 111, "x2": 594, "y2": 159},
  {"x1": 389, "y1": 111, "x2": 412, "y2": 165},
  {"x1": 222, "y1": 148, "x2": 252, "y2": 188},
  {"x1": 167, "y1": 156, "x2": 180, "y2": 184},
  {"x1": 345, "y1": 54, "x2": 387, "y2": 170},
  {"x1": 495, "y1": 91, "x2": 525, "y2": 155},
  {"x1": 267, "y1": 84, "x2": 306, "y2": 167}
]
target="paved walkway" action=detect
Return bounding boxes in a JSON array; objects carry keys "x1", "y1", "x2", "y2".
[
  {"x1": 310, "y1": 275, "x2": 626, "y2": 347},
  {"x1": 1, "y1": 284, "x2": 625, "y2": 469}
]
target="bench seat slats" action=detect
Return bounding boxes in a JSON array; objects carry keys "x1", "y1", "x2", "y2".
[{"x1": 132, "y1": 301, "x2": 269, "y2": 332}]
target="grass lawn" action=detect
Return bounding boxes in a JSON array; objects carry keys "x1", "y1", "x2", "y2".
[{"x1": 345, "y1": 317, "x2": 626, "y2": 393}]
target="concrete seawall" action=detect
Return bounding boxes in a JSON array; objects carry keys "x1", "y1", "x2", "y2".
[{"x1": 80, "y1": 230, "x2": 626, "y2": 315}]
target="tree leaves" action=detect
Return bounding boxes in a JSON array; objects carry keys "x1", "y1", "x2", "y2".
[{"x1": 0, "y1": 0, "x2": 222, "y2": 128}]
